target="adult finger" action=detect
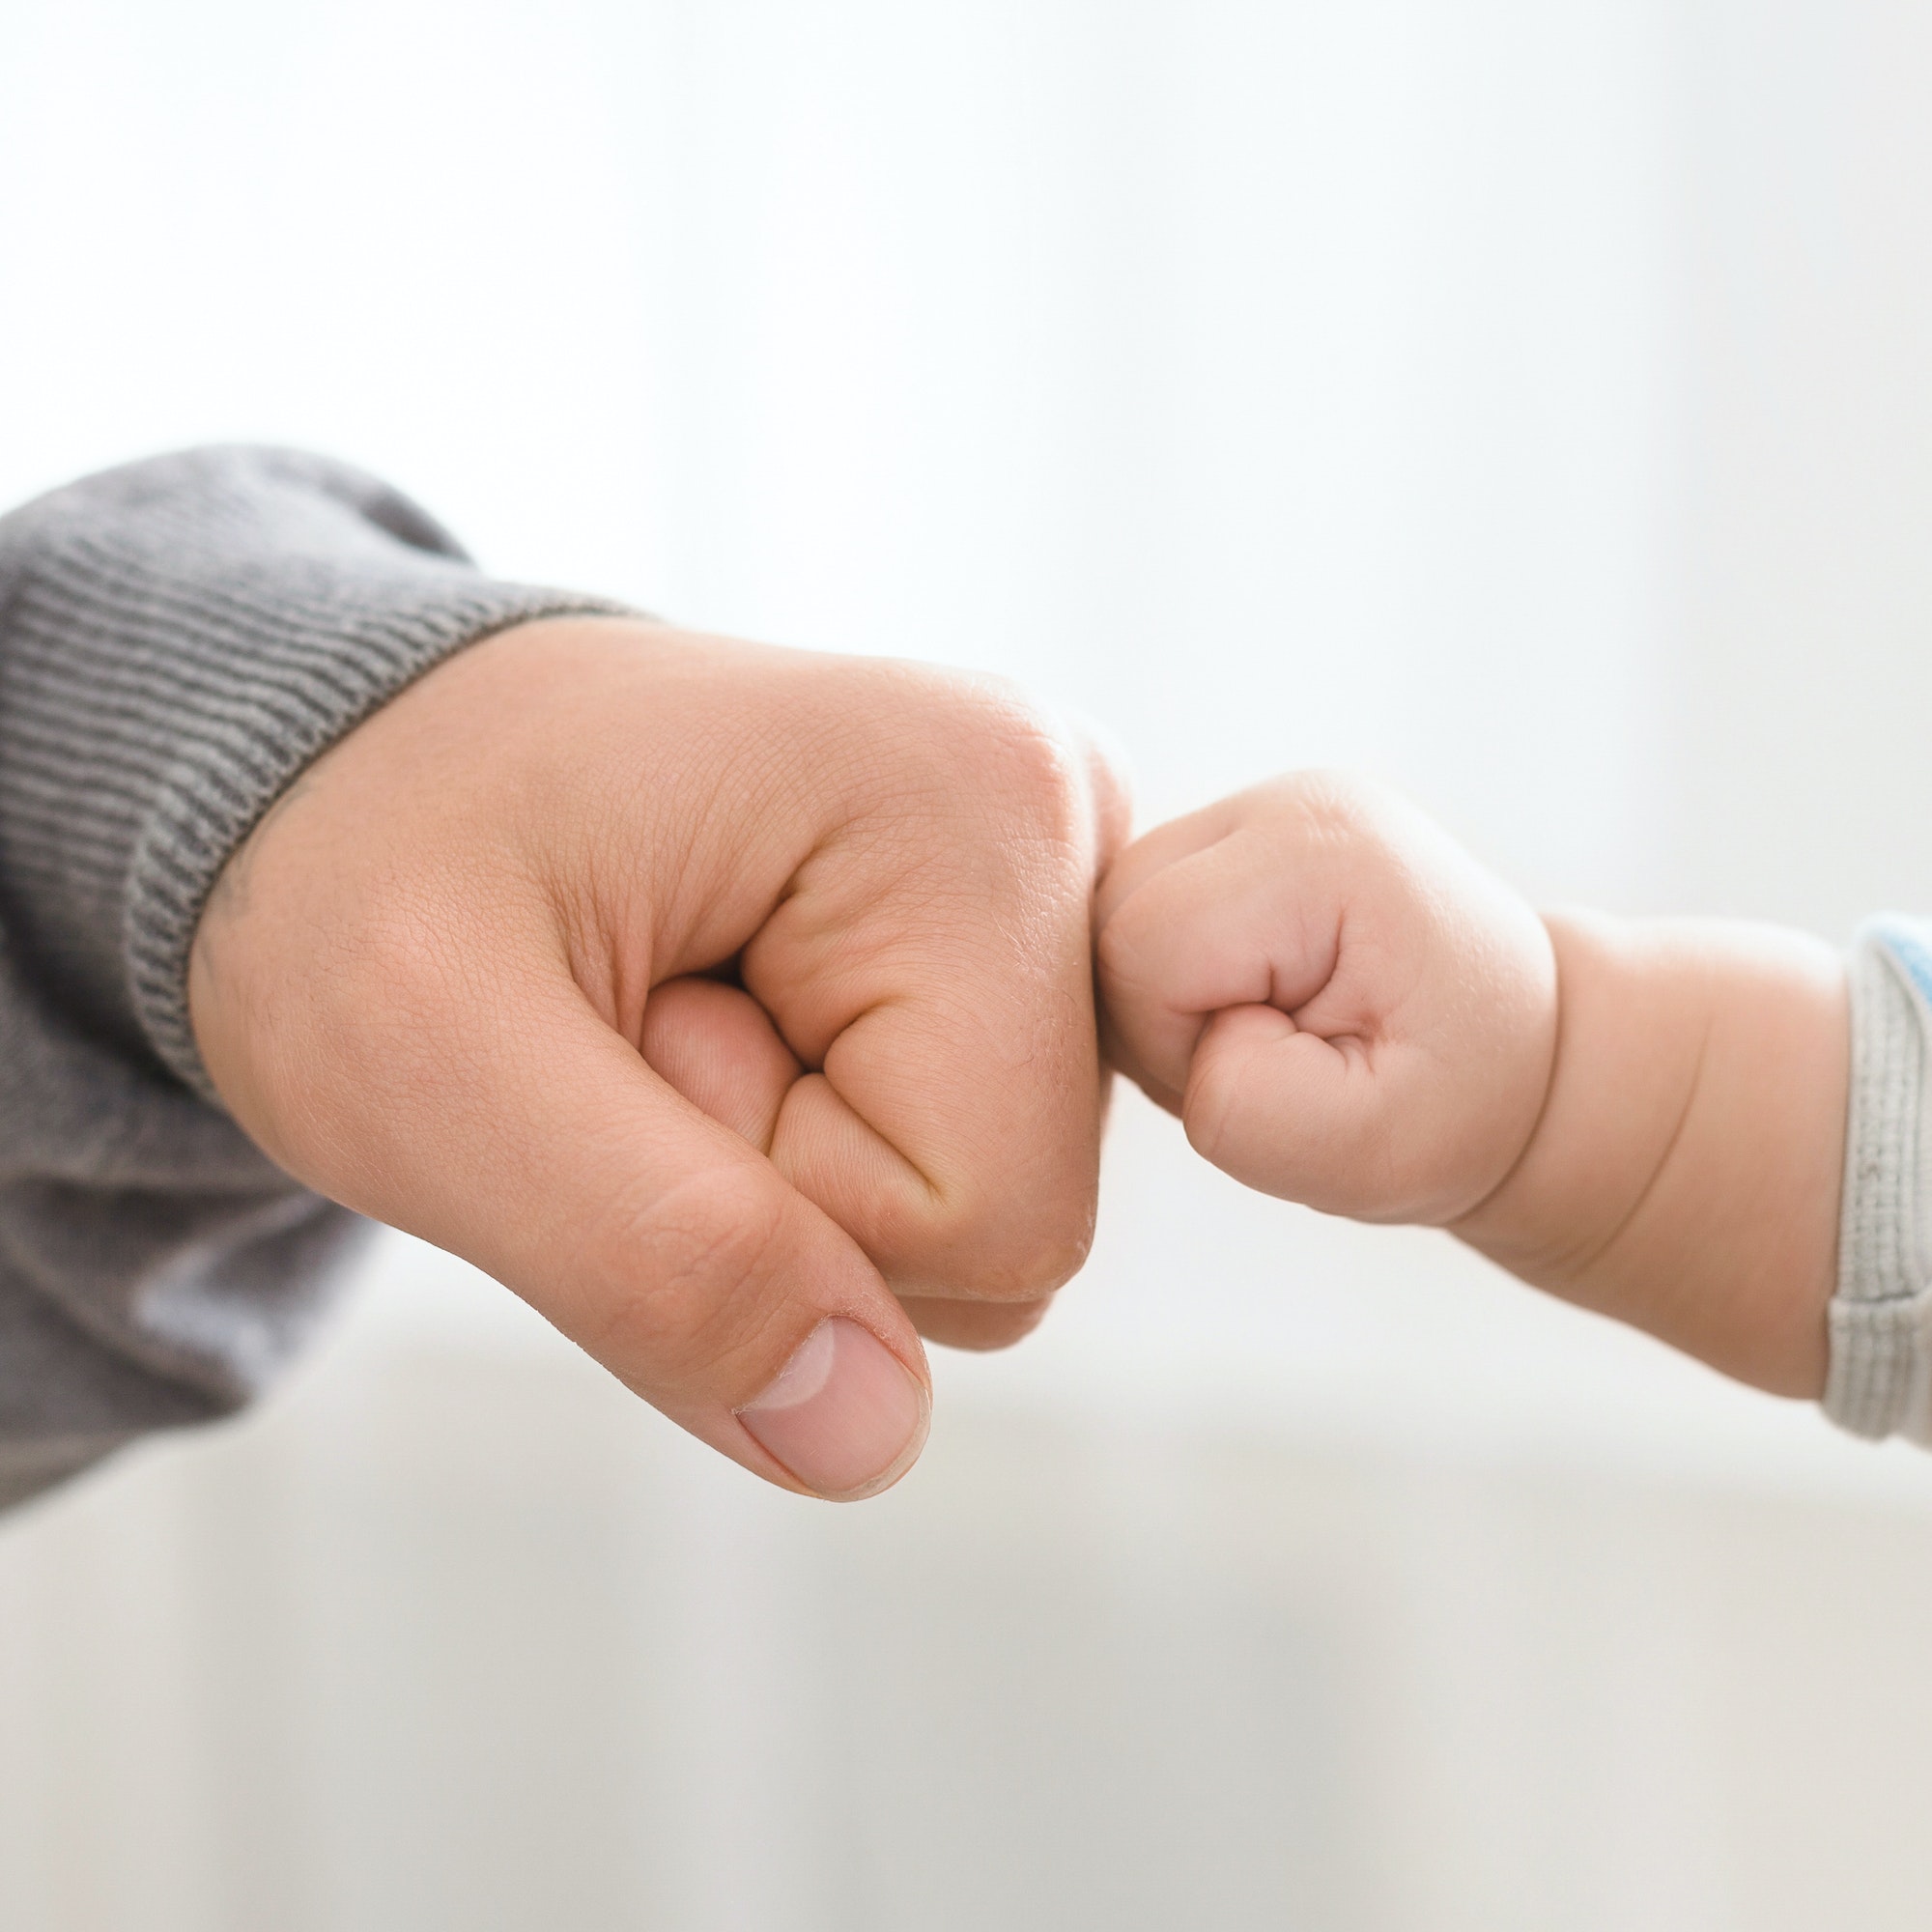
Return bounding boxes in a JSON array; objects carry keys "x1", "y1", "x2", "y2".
[
  {"x1": 640, "y1": 975, "x2": 800, "y2": 1151},
  {"x1": 1066, "y1": 709, "x2": 1135, "y2": 887},
  {"x1": 895, "y1": 1294, "x2": 1055, "y2": 1350},
  {"x1": 642, "y1": 980, "x2": 1060, "y2": 1349},
  {"x1": 739, "y1": 707, "x2": 1110, "y2": 1307}
]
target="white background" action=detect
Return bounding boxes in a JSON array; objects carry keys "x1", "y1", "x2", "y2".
[{"x1": 4, "y1": 2, "x2": 1932, "y2": 1927}]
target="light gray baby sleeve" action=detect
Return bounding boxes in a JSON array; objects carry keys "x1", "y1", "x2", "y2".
[
  {"x1": 0, "y1": 446, "x2": 625, "y2": 1509},
  {"x1": 1823, "y1": 916, "x2": 1932, "y2": 1443}
]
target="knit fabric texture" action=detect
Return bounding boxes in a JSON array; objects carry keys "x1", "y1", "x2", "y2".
[
  {"x1": 1824, "y1": 917, "x2": 1932, "y2": 1442},
  {"x1": 0, "y1": 447, "x2": 624, "y2": 1508}
]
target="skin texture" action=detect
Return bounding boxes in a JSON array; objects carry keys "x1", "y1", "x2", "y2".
[
  {"x1": 1096, "y1": 772, "x2": 1848, "y2": 1400},
  {"x1": 189, "y1": 616, "x2": 1127, "y2": 1498}
]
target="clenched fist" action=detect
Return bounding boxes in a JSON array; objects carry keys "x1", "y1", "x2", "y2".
[
  {"x1": 1094, "y1": 770, "x2": 1845, "y2": 1398},
  {"x1": 189, "y1": 617, "x2": 1125, "y2": 1499},
  {"x1": 1095, "y1": 773, "x2": 1557, "y2": 1224}
]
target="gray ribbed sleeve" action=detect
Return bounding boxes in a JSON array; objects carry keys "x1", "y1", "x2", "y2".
[
  {"x1": 1824, "y1": 918, "x2": 1932, "y2": 1443},
  {"x1": 0, "y1": 446, "x2": 626, "y2": 1509}
]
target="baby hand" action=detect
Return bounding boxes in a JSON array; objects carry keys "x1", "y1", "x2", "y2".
[{"x1": 1095, "y1": 773, "x2": 1557, "y2": 1225}]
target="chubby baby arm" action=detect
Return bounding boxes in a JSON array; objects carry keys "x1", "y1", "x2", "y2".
[
  {"x1": 1095, "y1": 773, "x2": 1847, "y2": 1399},
  {"x1": 1457, "y1": 910, "x2": 1845, "y2": 1396}
]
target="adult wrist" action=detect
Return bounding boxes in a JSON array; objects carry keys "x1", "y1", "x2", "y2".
[{"x1": 0, "y1": 446, "x2": 627, "y2": 1101}]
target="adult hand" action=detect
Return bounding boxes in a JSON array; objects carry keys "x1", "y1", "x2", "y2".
[{"x1": 188, "y1": 617, "x2": 1124, "y2": 1499}]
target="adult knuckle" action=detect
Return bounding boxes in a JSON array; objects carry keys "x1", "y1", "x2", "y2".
[
  {"x1": 888, "y1": 668, "x2": 1081, "y2": 822},
  {"x1": 979, "y1": 698, "x2": 1083, "y2": 822},
  {"x1": 926, "y1": 1170, "x2": 1095, "y2": 1299}
]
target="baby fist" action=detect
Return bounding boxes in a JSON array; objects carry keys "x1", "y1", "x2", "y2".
[{"x1": 1094, "y1": 773, "x2": 1557, "y2": 1225}]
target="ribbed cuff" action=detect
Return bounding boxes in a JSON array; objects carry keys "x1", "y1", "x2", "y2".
[
  {"x1": 0, "y1": 447, "x2": 630, "y2": 1101},
  {"x1": 1823, "y1": 917, "x2": 1932, "y2": 1443}
]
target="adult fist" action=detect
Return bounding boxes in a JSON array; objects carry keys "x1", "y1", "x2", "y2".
[{"x1": 188, "y1": 618, "x2": 1123, "y2": 1499}]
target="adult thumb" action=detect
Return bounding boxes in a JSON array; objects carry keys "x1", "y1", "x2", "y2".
[
  {"x1": 226, "y1": 959, "x2": 932, "y2": 1501},
  {"x1": 487, "y1": 983, "x2": 931, "y2": 1498}
]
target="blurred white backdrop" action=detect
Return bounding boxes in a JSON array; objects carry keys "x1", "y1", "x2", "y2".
[{"x1": 4, "y1": 2, "x2": 1932, "y2": 1928}]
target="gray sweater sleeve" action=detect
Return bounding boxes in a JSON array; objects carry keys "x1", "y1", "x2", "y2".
[{"x1": 0, "y1": 446, "x2": 625, "y2": 1509}]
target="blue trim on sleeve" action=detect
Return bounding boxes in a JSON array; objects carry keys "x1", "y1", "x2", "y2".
[{"x1": 1870, "y1": 916, "x2": 1932, "y2": 1009}]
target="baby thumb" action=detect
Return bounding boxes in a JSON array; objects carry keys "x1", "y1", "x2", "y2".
[{"x1": 1181, "y1": 1003, "x2": 1404, "y2": 1220}]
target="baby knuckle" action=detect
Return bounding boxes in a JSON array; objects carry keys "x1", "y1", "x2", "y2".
[
  {"x1": 1261, "y1": 769, "x2": 1382, "y2": 843},
  {"x1": 1095, "y1": 906, "x2": 1157, "y2": 998}
]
